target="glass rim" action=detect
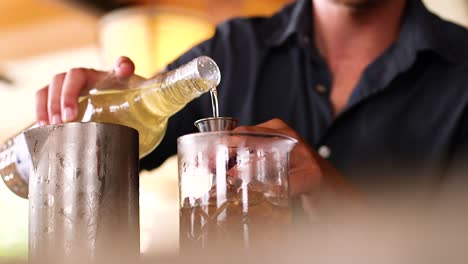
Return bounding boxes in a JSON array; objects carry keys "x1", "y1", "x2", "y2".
[{"x1": 177, "y1": 131, "x2": 298, "y2": 144}]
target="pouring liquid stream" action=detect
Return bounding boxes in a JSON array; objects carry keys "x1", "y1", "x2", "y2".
[{"x1": 210, "y1": 89, "x2": 219, "y2": 118}]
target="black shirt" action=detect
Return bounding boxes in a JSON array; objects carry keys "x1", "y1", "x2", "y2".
[{"x1": 141, "y1": 0, "x2": 468, "y2": 196}]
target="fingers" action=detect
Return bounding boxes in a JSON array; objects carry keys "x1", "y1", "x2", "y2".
[
  {"x1": 48, "y1": 73, "x2": 66, "y2": 124},
  {"x1": 113, "y1": 56, "x2": 135, "y2": 78},
  {"x1": 234, "y1": 118, "x2": 301, "y2": 140},
  {"x1": 234, "y1": 125, "x2": 279, "y2": 135},
  {"x1": 256, "y1": 118, "x2": 291, "y2": 130},
  {"x1": 60, "y1": 68, "x2": 107, "y2": 122},
  {"x1": 36, "y1": 56, "x2": 136, "y2": 125},
  {"x1": 35, "y1": 86, "x2": 49, "y2": 126},
  {"x1": 289, "y1": 171, "x2": 319, "y2": 195},
  {"x1": 234, "y1": 118, "x2": 322, "y2": 195},
  {"x1": 60, "y1": 68, "x2": 85, "y2": 122},
  {"x1": 234, "y1": 118, "x2": 289, "y2": 132},
  {"x1": 37, "y1": 68, "x2": 107, "y2": 125},
  {"x1": 58, "y1": 57, "x2": 135, "y2": 122}
]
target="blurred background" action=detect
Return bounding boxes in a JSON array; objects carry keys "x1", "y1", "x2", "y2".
[{"x1": 0, "y1": 0, "x2": 467, "y2": 260}]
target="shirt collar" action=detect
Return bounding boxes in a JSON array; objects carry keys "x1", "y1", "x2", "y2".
[
  {"x1": 264, "y1": 0, "x2": 460, "y2": 63},
  {"x1": 397, "y1": 0, "x2": 459, "y2": 63},
  {"x1": 264, "y1": 0, "x2": 311, "y2": 46}
]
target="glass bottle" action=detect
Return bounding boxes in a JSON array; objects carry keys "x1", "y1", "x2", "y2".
[{"x1": 0, "y1": 56, "x2": 221, "y2": 198}]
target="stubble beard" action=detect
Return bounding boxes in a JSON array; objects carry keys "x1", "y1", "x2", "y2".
[{"x1": 329, "y1": 0, "x2": 385, "y2": 9}]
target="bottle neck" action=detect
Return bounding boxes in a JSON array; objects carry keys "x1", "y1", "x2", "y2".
[
  {"x1": 137, "y1": 75, "x2": 216, "y2": 118},
  {"x1": 137, "y1": 56, "x2": 220, "y2": 117}
]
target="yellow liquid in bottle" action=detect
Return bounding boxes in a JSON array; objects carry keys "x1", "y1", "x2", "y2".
[{"x1": 77, "y1": 78, "x2": 216, "y2": 158}]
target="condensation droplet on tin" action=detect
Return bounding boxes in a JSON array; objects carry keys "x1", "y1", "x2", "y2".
[
  {"x1": 43, "y1": 226, "x2": 54, "y2": 234},
  {"x1": 63, "y1": 204, "x2": 73, "y2": 215},
  {"x1": 44, "y1": 194, "x2": 55, "y2": 207}
]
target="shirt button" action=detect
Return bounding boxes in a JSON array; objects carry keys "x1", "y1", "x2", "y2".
[
  {"x1": 318, "y1": 146, "x2": 331, "y2": 159},
  {"x1": 315, "y1": 84, "x2": 327, "y2": 94},
  {"x1": 301, "y1": 35, "x2": 310, "y2": 45}
]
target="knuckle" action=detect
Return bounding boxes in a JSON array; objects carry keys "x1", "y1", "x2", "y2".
[
  {"x1": 233, "y1": 125, "x2": 253, "y2": 133},
  {"x1": 67, "y1": 67, "x2": 86, "y2": 77},
  {"x1": 36, "y1": 110, "x2": 48, "y2": 119},
  {"x1": 117, "y1": 56, "x2": 129, "y2": 63},
  {"x1": 270, "y1": 118, "x2": 286, "y2": 125},
  {"x1": 47, "y1": 101, "x2": 61, "y2": 114},
  {"x1": 284, "y1": 130, "x2": 300, "y2": 140},
  {"x1": 52, "y1": 72, "x2": 66, "y2": 83},
  {"x1": 35, "y1": 87, "x2": 47, "y2": 98},
  {"x1": 62, "y1": 97, "x2": 76, "y2": 107}
]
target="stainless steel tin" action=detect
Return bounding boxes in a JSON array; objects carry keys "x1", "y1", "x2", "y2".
[
  {"x1": 194, "y1": 117, "x2": 237, "y2": 132},
  {"x1": 25, "y1": 122, "x2": 140, "y2": 263}
]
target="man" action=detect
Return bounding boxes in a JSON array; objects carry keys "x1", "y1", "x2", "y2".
[{"x1": 35, "y1": 0, "x2": 468, "y2": 210}]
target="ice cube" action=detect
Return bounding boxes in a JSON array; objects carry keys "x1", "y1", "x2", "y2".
[{"x1": 236, "y1": 186, "x2": 265, "y2": 206}]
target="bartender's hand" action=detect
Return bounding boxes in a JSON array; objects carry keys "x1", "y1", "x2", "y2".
[
  {"x1": 35, "y1": 56, "x2": 136, "y2": 125},
  {"x1": 235, "y1": 119, "x2": 364, "y2": 219}
]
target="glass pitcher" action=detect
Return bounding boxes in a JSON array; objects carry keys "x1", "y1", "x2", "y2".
[{"x1": 177, "y1": 131, "x2": 297, "y2": 251}]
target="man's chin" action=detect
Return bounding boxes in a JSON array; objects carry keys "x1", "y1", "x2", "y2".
[{"x1": 330, "y1": 0, "x2": 383, "y2": 9}]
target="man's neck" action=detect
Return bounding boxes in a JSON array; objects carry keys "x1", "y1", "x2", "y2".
[
  {"x1": 313, "y1": 0, "x2": 406, "y2": 65},
  {"x1": 311, "y1": 0, "x2": 406, "y2": 116}
]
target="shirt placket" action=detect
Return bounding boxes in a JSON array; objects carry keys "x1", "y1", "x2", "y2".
[{"x1": 299, "y1": 33, "x2": 335, "y2": 155}]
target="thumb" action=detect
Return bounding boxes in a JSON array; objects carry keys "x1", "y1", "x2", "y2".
[
  {"x1": 92, "y1": 56, "x2": 140, "y2": 91},
  {"x1": 113, "y1": 56, "x2": 135, "y2": 78}
]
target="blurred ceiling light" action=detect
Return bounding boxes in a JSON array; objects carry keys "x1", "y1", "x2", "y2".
[{"x1": 99, "y1": 6, "x2": 215, "y2": 77}]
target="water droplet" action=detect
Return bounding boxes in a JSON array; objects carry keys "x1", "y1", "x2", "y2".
[
  {"x1": 44, "y1": 194, "x2": 55, "y2": 207},
  {"x1": 43, "y1": 226, "x2": 54, "y2": 234}
]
